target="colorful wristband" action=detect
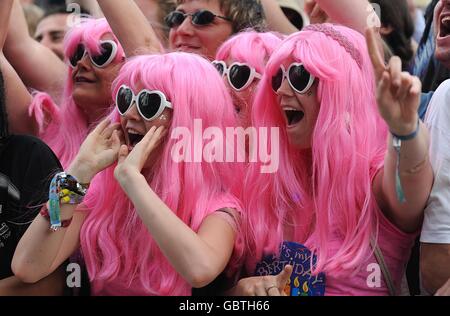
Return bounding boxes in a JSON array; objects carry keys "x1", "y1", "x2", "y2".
[
  {"x1": 40, "y1": 204, "x2": 73, "y2": 229},
  {"x1": 390, "y1": 119, "x2": 420, "y2": 141}
]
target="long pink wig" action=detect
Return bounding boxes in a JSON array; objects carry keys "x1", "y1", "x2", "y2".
[
  {"x1": 81, "y1": 53, "x2": 244, "y2": 295},
  {"x1": 29, "y1": 18, "x2": 125, "y2": 168},
  {"x1": 244, "y1": 24, "x2": 388, "y2": 277},
  {"x1": 215, "y1": 31, "x2": 284, "y2": 76}
]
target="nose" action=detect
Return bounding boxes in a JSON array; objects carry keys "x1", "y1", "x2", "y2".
[
  {"x1": 276, "y1": 75, "x2": 294, "y2": 97},
  {"x1": 75, "y1": 52, "x2": 92, "y2": 70},
  {"x1": 40, "y1": 35, "x2": 52, "y2": 47},
  {"x1": 123, "y1": 101, "x2": 141, "y2": 121},
  {"x1": 176, "y1": 15, "x2": 195, "y2": 36}
]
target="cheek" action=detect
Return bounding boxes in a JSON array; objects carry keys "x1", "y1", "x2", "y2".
[
  {"x1": 144, "y1": 110, "x2": 173, "y2": 130},
  {"x1": 169, "y1": 30, "x2": 176, "y2": 48}
]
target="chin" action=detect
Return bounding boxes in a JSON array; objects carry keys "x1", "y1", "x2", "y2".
[{"x1": 435, "y1": 49, "x2": 450, "y2": 68}]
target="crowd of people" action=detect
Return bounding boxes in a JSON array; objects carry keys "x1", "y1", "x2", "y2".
[{"x1": 0, "y1": 0, "x2": 449, "y2": 296}]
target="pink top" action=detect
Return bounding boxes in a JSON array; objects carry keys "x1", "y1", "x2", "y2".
[
  {"x1": 88, "y1": 195, "x2": 241, "y2": 296},
  {"x1": 320, "y1": 210, "x2": 417, "y2": 296}
]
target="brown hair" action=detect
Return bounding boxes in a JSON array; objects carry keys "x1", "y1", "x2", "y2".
[{"x1": 175, "y1": 0, "x2": 266, "y2": 33}]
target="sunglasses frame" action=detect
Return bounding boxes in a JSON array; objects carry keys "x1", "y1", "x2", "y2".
[
  {"x1": 116, "y1": 85, "x2": 173, "y2": 122},
  {"x1": 212, "y1": 60, "x2": 262, "y2": 92},
  {"x1": 272, "y1": 63, "x2": 316, "y2": 94},
  {"x1": 69, "y1": 40, "x2": 119, "y2": 69},
  {"x1": 165, "y1": 9, "x2": 231, "y2": 28}
]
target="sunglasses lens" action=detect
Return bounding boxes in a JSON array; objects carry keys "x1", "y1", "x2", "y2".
[
  {"x1": 192, "y1": 10, "x2": 215, "y2": 25},
  {"x1": 91, "y1": 42, "x2": 115, "y2": 67},
  {"x1": 165, "y1": 11, "x2": 185, "y2": 28},
  {"x1": 271, "y1": 68, "x2": 283, "y2": 92},
  {"x1": 138, "y1": 92, "x2": 162, "y2": 120},
  {"x1": 116, "y1": 87, "x2": 133, "y2": 115},
  {"x1": 213, "y1": 62, "x2": 224, "y2": 76},
  {"x1": 289, "y1": 65, "x2": 312, "y2": 93},
  {"x1": 229, "y1": 65, "x2": 251, "y2": 90},
  {"x1": 69, "y1": 44, "x2": 85, "y2": 67}
]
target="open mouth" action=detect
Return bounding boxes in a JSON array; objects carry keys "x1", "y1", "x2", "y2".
[
  {"x1": 127, "y1": 130, "x2": 145, "y2": 149},
  {"x1": 75, "y1": 76, "x2": 95, "y2": 84},
  {"x1": 176, "y1": 44, "x2": 200, "y2": 52},
  {"x1": 440, "y1": 16, "x2": 450, "y2": 38},
  {"x1": 284, "y1": 108, "x2": 304, "y2": 127}
]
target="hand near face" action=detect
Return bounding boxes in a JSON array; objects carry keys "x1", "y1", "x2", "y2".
[
  {"x1": 435, "y1": 278, "x2": 450, "y2": 296},
  {"x1": 366, "y1": 27, "x2": 421, "y2": 136},
  {"x1": 69, "y1": 118, "x2": 123, "y2": 184},
  {"x1": 231, "y1": 265, "x2": 293, "y2": 296},
  {"x1": 114, "y1": 126, "x2": 167, "y2": 183}
]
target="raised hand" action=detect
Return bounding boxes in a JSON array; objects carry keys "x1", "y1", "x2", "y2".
[
  {"x1": 366, "y1": 27, "x2": 421, "y2": 136},
  {"x1": 231, "y1": 265, "x2": 293, "y2": 296},
  {"x1": 114, "y1": 126, "x2": 166, "y2": 183},
  {"x1": 305, "y1": 0, "x2": 329, "y2": 24},
  {"x1": 68, "y1": 118, "x2": 123, "y2": 184}
]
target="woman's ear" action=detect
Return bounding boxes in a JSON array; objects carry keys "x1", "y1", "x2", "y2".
[{"x1": 380, "y1": 25, "x2": 394, "y2": 36}]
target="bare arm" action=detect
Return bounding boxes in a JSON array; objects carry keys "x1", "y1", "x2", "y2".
[
  {"x1": 96, "y1": 0, "x2": 163, "y2": 57},
  {"x1": 314, "y1": 0, "x2": 379, "y2": 34},
  {"x1": 0, "y1": 0, "x2": 36, "y2": 135},
  {"x1": 0, "y1": 54, "x2": 36, "y2": 135},
  {"x1": 12, "y1": 119, "x2": 121, "y2": 283},
  {"x1": 117, "y1": 172, "x2": 236, "y2": 288},
  {"x1": 261, "y1": 0, "x2": 381, "y2": 36},
  {"x1": 0, "y1": 266, "x2": 66, "y2": 296},
  {"x1": 0, "y1": 0, "x2": 13, "y2": 49},
  {"x1": 114, "y1": 127, "x2": 236, "y2": 288},
  {"x1": 260, "y1": 0, "x2": 299, "y2": 34},
  {"x1": 4, "y1": 0, "x2": 66, "y2": 103},
  {"x1": 12, "y1": 206, "x2": 86, "y2": 283},
  {"x1": 367, "y1": 28, "x2": 432, "y2": 233},
  {"x1": 421, "y1": 244, "x2": 450, "y2": 294}
]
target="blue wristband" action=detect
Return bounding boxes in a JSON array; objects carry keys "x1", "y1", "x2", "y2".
[{"x1": 390, "y1": 119, "x2": 420, "y2": 141}]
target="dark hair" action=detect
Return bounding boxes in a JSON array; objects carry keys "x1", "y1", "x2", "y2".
[
  {"x1": 176, "y1": 0, "x2": 266, "y2": 33},
  {"x1": 40, "y1": 4, "x2": 91, "y2": 21},
  {"x1": 0, "y1": 69, "x2": 9, "y2": 141},
  {"x1": 370, "y1": 0, "x2": 415, "y2": 69}
]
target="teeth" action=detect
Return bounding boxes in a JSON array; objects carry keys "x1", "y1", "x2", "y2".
[
  {"x1": 127, "y1": 128, "x2": 143, "y2": 136},
  {"x1": 283, "y1": 107, "x2": 299, "y2": 111}
]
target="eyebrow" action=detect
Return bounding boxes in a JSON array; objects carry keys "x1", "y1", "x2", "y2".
[{"x1": 49, "y1": 31, "x2": 65, "y2": 37}]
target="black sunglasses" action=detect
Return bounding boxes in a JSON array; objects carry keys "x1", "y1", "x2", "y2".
[
  {"x1": 165, "y1": 10, "x2": 231, "y2": 28},
  {"x1": 271, "y1": 63, "x2": 315, "y2": 94},
  {"x1": 116, "y1": 85, "x2": 173, "y2": 121},
  {"x1": 69, "y1": 40, "x2": 118, "y2": 69},
  {"x1": 212, "y1": 60, "x2": 262, "y2": 91}
]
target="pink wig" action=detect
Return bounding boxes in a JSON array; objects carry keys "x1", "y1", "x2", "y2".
[
  {"x1": 29, "y1": 18, "x2": 125, "y2": 168},
  {"x1": 215, "y1": 31, "x2": 284, "y2": 75},
  {"x1": 244, "y1": 24, "x2": 388, "y2": 277},
  {"x1": 81, "y1": 53, "x2": 244, "y2": 295}
]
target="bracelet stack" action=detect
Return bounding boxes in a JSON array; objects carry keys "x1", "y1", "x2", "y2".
[{"x1": 42, "y1": 172, "x2": 89, "y2": 231}]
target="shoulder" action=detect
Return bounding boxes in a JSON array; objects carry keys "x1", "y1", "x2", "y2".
[
  {"x1": 0, "y1": 134, "x2": 62, "y2": 178},
  {"x1": 425, "y1": 80, "x2": 450, "y2": 125}
]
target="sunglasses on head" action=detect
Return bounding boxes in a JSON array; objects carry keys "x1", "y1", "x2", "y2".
[
  {"x1": 165, "y1": 10, "x2": 231, "y2": 28},
  {"x1": 116, "y1": 85, "x2": 173, "y2": 121},
  {"x1": 69, "y1": 40, "x2": 118, "y2": 69},
  {"x1": 271, "y1": 63, "x2": 315, "y2": 94},
  {"x1": 212, "y1": 60, "x2": 262, "y2": 91}
]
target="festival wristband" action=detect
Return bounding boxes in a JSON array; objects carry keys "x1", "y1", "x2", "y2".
[{"x1": 391, "y1": 120, "x2": 420, "y2": 203}]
